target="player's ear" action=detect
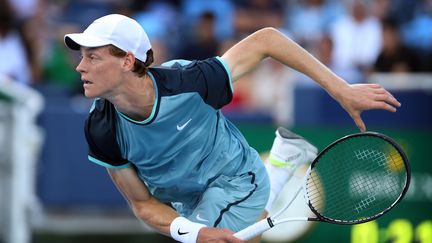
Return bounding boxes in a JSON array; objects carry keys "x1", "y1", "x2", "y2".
[{"x1": 122, "y1": 52, "x2": 136, "y2": 71}]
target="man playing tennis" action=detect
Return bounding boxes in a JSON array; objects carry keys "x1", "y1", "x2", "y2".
[{"x1": 64, "y1": 14, "x2": 400, "y2": 243}]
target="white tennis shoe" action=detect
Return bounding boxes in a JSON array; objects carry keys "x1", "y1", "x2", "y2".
[
  {"x1": 265, "y1": 127, "x2": 318, "y2": 212},
  {"x1": 268, "y1": 127, "x2": 318, "y2": 169}
]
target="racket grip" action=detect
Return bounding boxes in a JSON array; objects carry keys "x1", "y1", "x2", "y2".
[{"x1": 233, "y1": 218, "x2": 273, "y2": 241}]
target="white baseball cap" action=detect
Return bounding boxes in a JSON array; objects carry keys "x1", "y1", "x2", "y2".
[{"x1": 64, "y1": 14, "x2": 151, "y2": 62}]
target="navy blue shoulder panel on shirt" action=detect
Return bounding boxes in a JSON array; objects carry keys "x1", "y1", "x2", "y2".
[
  {"x1": 149, "y1": 57, "x2": 233, "y2": 109},
  {"x1": 84, "y1": 99, "x2": 129, "y2": 167}
]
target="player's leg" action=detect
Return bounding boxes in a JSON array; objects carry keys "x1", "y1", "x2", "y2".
[{"x1": 264, "y1": 127, "x2": 318, "y2": 212}]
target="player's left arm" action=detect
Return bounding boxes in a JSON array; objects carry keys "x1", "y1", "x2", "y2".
[{"x1": 220, "y1": 27, "x2": 401, "y2": 132}]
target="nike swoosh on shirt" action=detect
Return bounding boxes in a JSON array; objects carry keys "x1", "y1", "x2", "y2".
[
  {"x1": 177, "y1": 118, "x2": 192, "y2": 131},
  {"x1": 196, "y1": 214, "x2": 209, "y2": 222}
]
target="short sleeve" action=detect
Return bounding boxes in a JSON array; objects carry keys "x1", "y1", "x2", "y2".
[
  {"x1": 198, "y1": 57, "x2": 233, "y2": 109},
  {"x1": 157, "y1": 57, "x2": 233, "y2": 110},
  {"x1": 84, "y1": 99, "x2": 130, "y2": 169}
]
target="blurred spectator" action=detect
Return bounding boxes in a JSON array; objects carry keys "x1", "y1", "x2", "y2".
[
  {"x1": 234, "y1": 0, "x2": 284, "y2": 36},
  {"x1": 400, "y1": 1, "x2": 432, "y2": 71},
  {"x1": 329, "y1": 0, "x2": 382, "y2": 83},
  {"x1": 182, "y1": 0, "x2": 235, "y2": 41},
  {"x1": 223, "y1": 58, "x2": 296, "y2": 126},
  {"x1": 60, "y1": 0, "x2": 115, "y2": 29},
  {"x1": 133, "y1": 1, "x2": 179, "y2": 63},
  {"x1": 401, "y1": 9, "x2": 432, "y2": 52},
  {"x1": 220, "y1": 32, "x2": 295, "y2": 126},
  {"x1": 41, "y1": 24, "x2": 81, "y2": 92},
  {"x1": 0, "y1": 0, "x2": 32, "y2": 84},
  {"x1": 373, "y1": 18, "x2": 420, "y2": 73},
  {"x1": 294, "y1": 33, "x2": 340, "y2": 87},
  {"x1": 284, "y1": 0, "x2": 344, "y2": 50},
  {"x1": 246, "y1": 59, "x2": 296, "y2": 126},
  {"x1": 8, "y1": 0, "x2": 39, "y2": 20},
  {"x1": 133, "y1": 1, "x2": 179, "y2": 42},
  {"x1": 19, "y1": 2, "x2": 46, "y2": 83},
  {"x1": 368, "y1": 0, "x2": 420, "y2": 23},
  {"x1": 179, "y1": 12, "x2": 220, "y2": 60},
  {"x1": 314, "y1": 34, "x2": 334, "y2": 67},
  {"x1": 369, "y1": 0, "x2": 392, "y2": 21},
  {"x1": 385, "y1": 0, "x2": 419, "y2": 25}
]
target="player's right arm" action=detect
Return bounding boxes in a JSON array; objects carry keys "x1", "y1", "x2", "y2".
[
  {"x1": 107, "y1": 167, "x2": 178, "y2": 235},
  {"x1": 107, "y1": 167, "x2": 244, "y2": 243}
]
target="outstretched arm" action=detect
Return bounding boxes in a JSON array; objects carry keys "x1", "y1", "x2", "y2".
[
  {"x1": 221, "y1": 27, "x2": 401, "y2": 131},
  {"x1": 107, "y1": 167, "x2": 244, "y2": 243}
]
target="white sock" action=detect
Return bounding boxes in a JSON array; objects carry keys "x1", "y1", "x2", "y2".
[{"x1": 264, "y1": 162, "x2": 295, "y2": 212}]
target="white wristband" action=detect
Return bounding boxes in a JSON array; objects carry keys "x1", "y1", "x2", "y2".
[{"x1": 170, "y1": 217, "x2": 207, "y2": 243}]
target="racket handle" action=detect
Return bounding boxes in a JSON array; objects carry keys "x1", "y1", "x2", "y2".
[{"x1": 234, "y1": 218, "x2": 273, "y2": 241}]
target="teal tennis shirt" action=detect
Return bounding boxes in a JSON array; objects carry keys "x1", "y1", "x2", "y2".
[{"x1": 84, "y1": 57, "x2": 264, "y2": 204}]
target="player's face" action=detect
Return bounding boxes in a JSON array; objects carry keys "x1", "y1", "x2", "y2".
[{"x1": 76, "y1": 46, "x2": 124, "y2": 98}]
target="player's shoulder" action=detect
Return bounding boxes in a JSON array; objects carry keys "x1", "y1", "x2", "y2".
[
  {"x1": 161, "y1": 59, "x2": 195, "y2": 68},
  {"x1": 89, "y1": 97, "x2": 113, "y2": 113},
  {"x1": 85, "y1": 98, "x2": 118, "y2": 150},
  {"x1": 150, "y1": 57, "x2": 223, "y2": 75},
  {"x1": 147, "y1": 59, "x2": 201, "y2": 96},
  {"x1": 148, "y1": 57, "x2": 232, "y2": 108},
  {"x1": 85, "y1": 98, "x2": 128, "y2": 166},
  {"x1": 87, "y1": 98, "x2": 117, "y2": 128},
  {"x1": 149, "y1": 57, "x2": 225, "y2": 85},
  {"x1": 148, "y1": 59, "x2": 197, "y2": 82}
]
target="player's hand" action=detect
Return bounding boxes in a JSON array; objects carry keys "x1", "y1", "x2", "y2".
[
  {"x1": 197, "y1": 227, "x2": 245, "y2": 243},
  {"x1": 337, "y1": 83, "x2": 401, "y2": 132}
]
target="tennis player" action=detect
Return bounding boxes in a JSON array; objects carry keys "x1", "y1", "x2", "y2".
[{"x1": 64, "y1": 14, "x2": 401, "y2": 243}]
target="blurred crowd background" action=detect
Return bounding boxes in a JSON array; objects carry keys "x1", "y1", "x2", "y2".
[
  {"x1": 1, "y1": 0, "x2": 432, "y2": 243},
  {"x1": 2, "y1": 0, "x2": 432, "y2": 124}
]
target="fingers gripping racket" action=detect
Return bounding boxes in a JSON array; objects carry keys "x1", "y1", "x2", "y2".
[{"x1": 234, "y1": 132, "x2": 410, "y2": 241}]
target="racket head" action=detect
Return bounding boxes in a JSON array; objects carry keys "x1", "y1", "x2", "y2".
[{"x1": 304, "y1": 132, "x2": 410, "y2": 225}]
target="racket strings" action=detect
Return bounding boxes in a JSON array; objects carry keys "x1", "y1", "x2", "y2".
[{"x1": 305, "y1": 135, "x2": 407, "y2": 223}]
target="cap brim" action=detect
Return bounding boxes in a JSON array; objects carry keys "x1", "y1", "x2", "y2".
[{"x1": 64, "y1": 33, "x2": 111, "y2": 50}]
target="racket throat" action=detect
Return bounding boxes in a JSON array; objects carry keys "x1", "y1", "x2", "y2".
[{"x1": 266, "y1": 217, "x2": 275, "y2": 228}]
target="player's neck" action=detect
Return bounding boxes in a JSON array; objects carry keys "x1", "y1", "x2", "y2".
[{"x1": 108, "y1": 73, "x2": 155, "y2": 121}]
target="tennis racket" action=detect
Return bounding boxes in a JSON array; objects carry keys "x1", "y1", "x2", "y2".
[{"x1": 234, "y1": 131, "x2": 410, "y2": 240}]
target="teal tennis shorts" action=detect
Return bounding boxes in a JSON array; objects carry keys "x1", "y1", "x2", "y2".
[{"x1": 175, "y1": 163, "x2": 270, "y2": 232}]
